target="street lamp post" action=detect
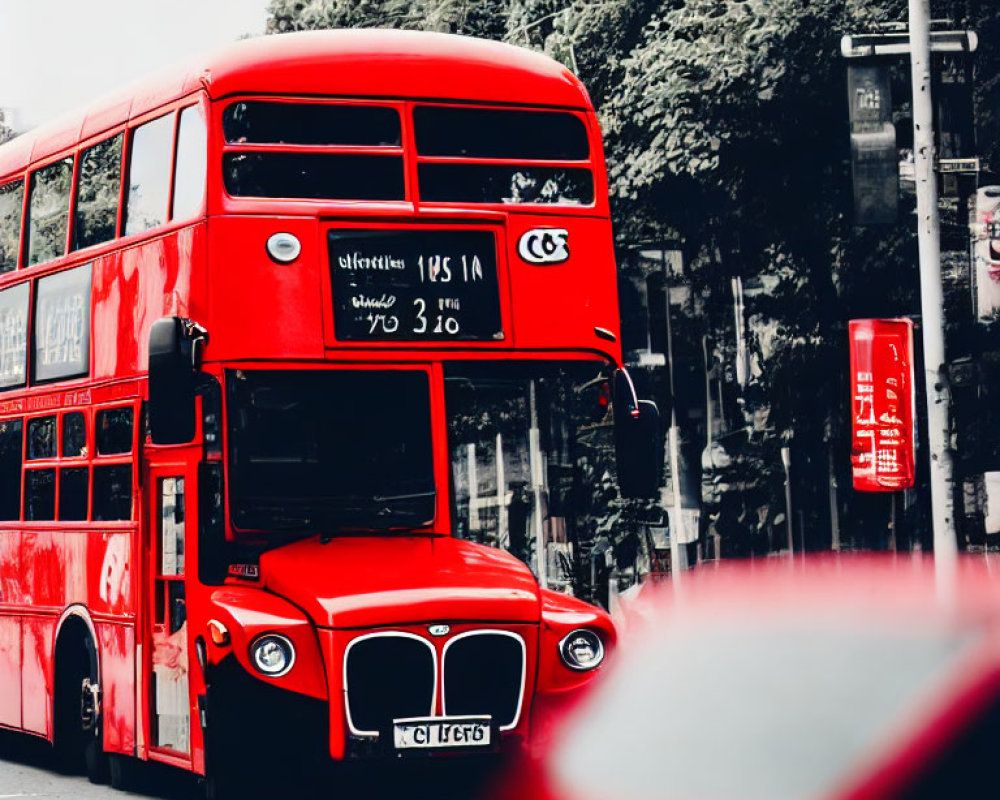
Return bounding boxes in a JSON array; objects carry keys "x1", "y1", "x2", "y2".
[{"x1": 781, "y1": 445, "x2": 794, "y2": 556}]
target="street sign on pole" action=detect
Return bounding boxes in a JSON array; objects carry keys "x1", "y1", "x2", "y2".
[
  {"x1": 840, "y1": 30, "x2": 977, "y2": 58},
  {"x1": 847, "y1": 64, "x2": 897, "y2": 224}
]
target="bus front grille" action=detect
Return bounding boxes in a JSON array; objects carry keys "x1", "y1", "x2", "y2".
[
  {"x1": 442, "y1": 632, "x2": 525, "y2": 730},
  {"x1": 344, "y1": 634, "x2": 436, "y2": 735}
]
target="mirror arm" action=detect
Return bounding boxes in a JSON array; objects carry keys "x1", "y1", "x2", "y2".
[
  {"x1": 180, "y1": 319, "x2": 210, "y2": 369},
  {"x1": 614, "y1": 366, "x2": 641, "y2": 419}
]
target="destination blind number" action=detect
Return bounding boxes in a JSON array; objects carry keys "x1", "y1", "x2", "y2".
[
  {"x1": 363, "y1": 254, "x2": 482, "y2": 336},
  {"x1": 329, "y1": 229, "x2": 503, "y2": 342}
]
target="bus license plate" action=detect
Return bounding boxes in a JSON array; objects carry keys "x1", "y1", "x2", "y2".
[{"x1": 393, "y1": 716, "x2": 491, "y2": 750}]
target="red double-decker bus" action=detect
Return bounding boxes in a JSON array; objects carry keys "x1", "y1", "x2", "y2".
[{"x1": 0, "y1": 30, "x2": 658, "y2": 795}]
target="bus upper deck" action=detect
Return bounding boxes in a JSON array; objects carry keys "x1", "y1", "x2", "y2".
[{"x1": 0, "y1": 29, "x2": 620, "y2": 372}]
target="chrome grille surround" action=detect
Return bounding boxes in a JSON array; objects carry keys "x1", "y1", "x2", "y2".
[
  {"x1": 343, "y1": 631, "x2": 437, "y2": 737},
  {"x1": 441, "y1": 630, "x2": 526, "y2": 731}
]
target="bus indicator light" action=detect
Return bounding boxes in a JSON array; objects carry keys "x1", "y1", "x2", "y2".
[{"x1": 208, "y1": 619, "x2": 231, "y2": 647}]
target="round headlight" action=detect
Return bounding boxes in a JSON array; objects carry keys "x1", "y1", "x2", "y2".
[
  {"x1": 558, "y1": 629, "x2": 605, "y2": 671},
  {"x1": 265, "y1": 232, "x2": 301, "y2": 264},
  {"x1": 250, "y1": 634, "x2": 295, "y2": 677}
]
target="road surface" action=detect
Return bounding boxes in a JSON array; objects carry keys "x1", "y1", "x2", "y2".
[{"x1": 0, "y1": 732, "x2": 507, "y2": 799}]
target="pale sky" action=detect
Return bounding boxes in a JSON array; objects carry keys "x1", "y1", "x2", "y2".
[{"x1": 0, "y1": 0, "x2": 270, "y2": 131}]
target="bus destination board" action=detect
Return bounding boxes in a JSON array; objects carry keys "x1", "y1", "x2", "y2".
[{"x1": 329, "y1": 229, "x2": 503, "y2": 341}]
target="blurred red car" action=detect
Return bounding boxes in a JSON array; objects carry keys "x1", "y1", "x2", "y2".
[{"x1": 500, "y1": 555, "x2": 1000, "y2": 800}]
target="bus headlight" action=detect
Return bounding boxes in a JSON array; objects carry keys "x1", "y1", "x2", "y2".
[
  {"x1": 266, "y1": 232, "x2": 301, "y2": 263},
  {"x1": 250, "y1": 633, "x2": 295, "y2": 677},
  {"x1": 558, "y1": 629, "x2": 604, "y2": 671}
]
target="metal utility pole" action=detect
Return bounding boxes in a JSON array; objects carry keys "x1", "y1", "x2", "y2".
[
  {"x1": 781, "y1": 445, "x2": 794, "y2": 556},
  {"x1": 664, "y1": 282, "x2": 687, "y2": 579},
  {"x1": 909, "y1": 0, "x2": 958, "y2": 562}
]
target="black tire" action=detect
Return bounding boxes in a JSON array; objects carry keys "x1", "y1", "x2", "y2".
[
  {"x1": 108, "y1": 753, "x2": 139, "y2": 792},
  {"x1": 53, "y1": 629, "x2": 108, "y2": 783},
  {"x1": 203, "y1": 769, "x2": 249, "y2": 800},
  {"x1": 84, "y1": 726, "x2": 109, "y2": 784}
]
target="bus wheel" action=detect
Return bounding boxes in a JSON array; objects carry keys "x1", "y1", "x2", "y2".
[
  {"x1": 203, "y1": 770, "x2": 247, "y2": 800},
  {"x1": 108, "y1": 753, "x2": 139, "y2": 792},
  {"x1": 53, "y1": 627, "x2": 108, "y2": 784}
]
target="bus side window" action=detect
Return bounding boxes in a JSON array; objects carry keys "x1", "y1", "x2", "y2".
[
  {"x1": 172, "y1": 106, "x2": 207, "y2": 222},
  {"x1": 93, "y1": 464, "x2": 132, "y2": 521},
  {"x1": 0, "y1": 179, "x2": 23, "y2": 274},
  {"x1": 96, "y1": 407, "x2": 133, "y2": 455},
  {"x1": 73, "y1": 133, "x2": 123, "y2": 251},
  {"x1": 25, "y1": 469, "x2": 55, "y2": 521},
  {"x1": 27, "y1": 157, "x2": 73, "y2": 267},
  {"x1": 124, "y1": 114, "x2": 174, "y2": 236},
  {"x1": 0, "y1": 419, "x2": 22, "y2": 520},
  {"x1": 59, "y1": 466, "x2": 89, "y2": 521},
  {"x1": 26, "y1": 416, "x2": 56, "y2": 460},
  {"x1": 61, "y1": 411, "x2": 87, "y2": 458}
]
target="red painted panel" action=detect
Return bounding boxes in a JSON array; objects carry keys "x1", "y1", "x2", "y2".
[
  {"x1": 0, "y1": 616, "x2": 21, "y2": 728},
  {"x1": 505, "y1": 215, "x2": 621, "y2": 358},
  {"x1": 21, "y1": 617, "x2": 53, "y2": 735},
  {"x1": 93, "y1": 225, "x2": 206, "y2": 381},
  {"x1": 91, "y1": 532, "x2": 135, "y2": 618},
  {"x1": 203, "y1": 31, "x2": 589, "y2": 111},
  {"x1": 204, "y1": 216, "x2": 324, "y2": 363},
  {"x1": 317, "y1": 629, "x2": 345, "y2": 759},
  {"x1": 260, "y1": 536, "x2": 540, "y2": 629},
  {"x1": 0, "y1": 530, "x2": 21, "y2": 605},
  {"x1": 22, "y1": 530, "x2": 67, "y2": 609},
  {"x1": 849, "y1": 319, "x2": 916, "y2": 491},
  {"x1": 97, "y1": 622, "x2": 135, "y2": 755}
]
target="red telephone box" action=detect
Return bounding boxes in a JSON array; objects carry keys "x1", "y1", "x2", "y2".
[{"x1": 849, "y1": 319, "x2": 916, "y2": 491}]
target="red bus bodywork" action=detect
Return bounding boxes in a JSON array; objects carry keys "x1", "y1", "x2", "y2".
[{"x1": 0, "y1": 30, "x2": 620, "y2": 784}]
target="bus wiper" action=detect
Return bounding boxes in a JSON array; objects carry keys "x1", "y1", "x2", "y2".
[{"x1": 372, "y1": 490, "x2": 436, "y2": 503}]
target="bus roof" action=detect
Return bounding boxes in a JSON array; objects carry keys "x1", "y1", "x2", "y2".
[{"x1": 0, "y1": 29, "x2": 592, "y2": 180}]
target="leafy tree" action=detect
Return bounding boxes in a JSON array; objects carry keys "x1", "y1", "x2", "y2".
[
  {"x1": 267, "y1": 0, "x2": 508, "y2": 37},
  {"x1": 0, "y1": 113, "x2": 13, "y2": 145}
]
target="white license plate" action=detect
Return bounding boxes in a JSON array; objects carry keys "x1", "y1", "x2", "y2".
[{"x1": 392, "y1": 716, "x2": 492, "y2": 750}]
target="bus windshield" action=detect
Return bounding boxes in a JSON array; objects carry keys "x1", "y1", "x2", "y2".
[
  {"x1": 226, "y1": 368, "x2": 434, "y2": 532},
  {"x1": 444, "y1": 360, "x2": 617, "y2": 591}
]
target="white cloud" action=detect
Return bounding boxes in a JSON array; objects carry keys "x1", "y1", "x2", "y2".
[{"x1": 0, "y1": 0, "x2": 268, "y2": 129}]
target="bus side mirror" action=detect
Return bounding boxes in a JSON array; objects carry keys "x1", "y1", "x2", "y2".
[
  {"x1": 149, "y1": 317, "x2": 198, "y2": 445},
  {"x1": 613, "y1": 369, "x2": 663, "y2": 499}
]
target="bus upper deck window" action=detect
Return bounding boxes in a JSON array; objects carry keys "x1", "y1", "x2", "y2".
[
  {"x1": 172, "y1": 106, "x2": 207, "y2": 222},
  {"x1": 124, "y1": 114, "x2": 174, "y2": 236},
  {"x1": 0, "y1": 283, "x2": 28, "y2": 390},
  {"x1": 27, "y1": 157, "x2": 73, "y2": 266},
  {"x1": 223, "y1": 101, "x2": 400, "y2": 147},
  {"x1": 0, "y1": 179, "x2": 23, "y2": 273},
  {"x1": 73, "y1": 133, "x2": 122, "y2": 251},
  {"x1": 418, "y1": 164, "x2": 594, "y2": 205},
  {"x1": 224, "y1": 152, "x2": 404, "y2": 201},
  {"x1": 413, "y1": 107, "x2": 589, "y2": 160}
]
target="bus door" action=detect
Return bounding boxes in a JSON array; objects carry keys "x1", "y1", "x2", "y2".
[{"x1": 143, "y1": 458, "x2": 198, "y2": 762}]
